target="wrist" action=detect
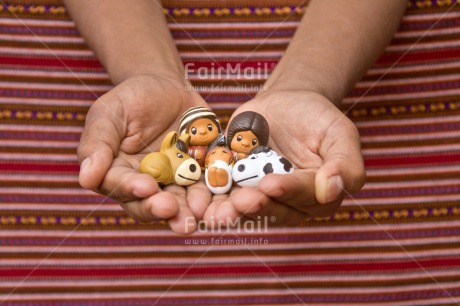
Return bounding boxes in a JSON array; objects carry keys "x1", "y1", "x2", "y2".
[
  {"x1": 105, "y1": 53, "x2": 186, "y2": 86},
  {"x1": 262, "y1": 58, "x2": 343, "y2": 105}
]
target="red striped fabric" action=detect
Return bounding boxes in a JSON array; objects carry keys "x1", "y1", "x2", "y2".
[{"x1": 1, "y1": 0, "x2": 460, "y2": 305}]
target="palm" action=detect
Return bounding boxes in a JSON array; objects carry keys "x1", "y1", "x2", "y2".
[
  {"x1": 253, "y1": 91, "x2": 350, "y2": 169},
  {"x1": 109, "y1": 75, "x2": 200, "y2": 154}
]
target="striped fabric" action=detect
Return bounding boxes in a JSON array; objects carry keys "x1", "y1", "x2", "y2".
[{"x1": 1, "y1": 0, "x2": 460, "y2": 305}]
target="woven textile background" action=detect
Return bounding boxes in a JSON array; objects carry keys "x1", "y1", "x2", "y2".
[{"x1": 1, "y1": 0, "x2": 460, "y2": 305}]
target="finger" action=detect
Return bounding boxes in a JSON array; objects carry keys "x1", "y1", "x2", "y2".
[
  {"x1": 316, "y1": 123, "x2": 365, "y2": 204},
  {"x1": 258, "y1": 171, "x2": 342, "y2": 218},
  {"x1": 77, "y1": 98, "x2": 125, "y2": 190},
  {"x1": 121, "y1": 191, "x2": 180, "y2": 223},
  {"x1": 163, "y1": 184, "x2": 197, "y2": 235},
  {"x1": 211, "y1": 200, "x2": 241, "y2": 226},
  {"x1": 98, "y1": 158, "x2": 159, "y2": 202},
  {"x1": 227, "y1": 187, "x2": 307, "y2": 226},
  {"x1": 258, "y1": 171, "x2": 315, "y2": 210},
  {"x1": 202, "y1": 193, "x2": 229, "y2": 225},
  {"x1": 209, "y1": 187, "x2": 273, "y2": 227},
  {"x1": 186, "y1": 179, "x2": 212, "y2": 220},
  {"x1": 203, "y1": 190, "x2": 241, "y2": 227}
]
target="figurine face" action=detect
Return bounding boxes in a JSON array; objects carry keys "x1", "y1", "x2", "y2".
[
  {"x1": 187, "y1": 118, "x2": 220, "y2": 146},
  {"x1": 139, "y1": 131, "x2": 201, "y2": 186},
  {"x1": 230, "y1": 130, "x2": 259, "y2": 155},
  {"x1": 166, "y1": 142, "x2": 201, "y2": 186},
  {"x1": 205, "y1": 146, "x2": 233, "y2": 167},
  {"x1": 226, "y1": 111, "x2": 270, "y2": 158},
  {"x1": 232, "y1": 147, "x2": 294, "y2": 187}
]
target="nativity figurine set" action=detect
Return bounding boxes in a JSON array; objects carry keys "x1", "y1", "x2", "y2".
[{"x1": 139, "y1": 106, "x2": 294, "y2": 194}]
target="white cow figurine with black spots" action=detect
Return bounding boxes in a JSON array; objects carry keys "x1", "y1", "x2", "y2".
[{"x1": 232, "y1": 146, "x2": 294, "y2": 187}]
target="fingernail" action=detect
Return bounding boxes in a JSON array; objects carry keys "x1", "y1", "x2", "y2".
[
  {"x1": 132, "y1": 183, "x2": 150, "y2": 199},
  {"x1": 79, "y1": 158, "x2": 91, "y2": 177},
  {"x1": 133, "y1": 176, "x2": 159, "y2": 198},
  {"x1": 325, "y1": 175, "x2": 343, "y2": 203},
  {"x1": 132, "y1": 189, "x2": 144, "y2": 199}
]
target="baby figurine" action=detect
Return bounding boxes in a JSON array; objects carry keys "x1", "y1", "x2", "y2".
[
  {"x1": 226, "y1": 111, "x2": 270, "y2": 162},
  {"x1": 204, "y1": 135, "x2": 234, "y2": 194},
  {"x1": 232, "y1": 146, "x2": 294, "y2": 188},
  {"x1": 179, "y1": 106, "x2": 223, "y2": 169}
]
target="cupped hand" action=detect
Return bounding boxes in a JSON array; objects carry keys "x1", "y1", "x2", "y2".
[
  {"x1": 77, "y1": 74, "x2": 212, "y2": 234},
  {"x1": 204, "y1": 90, "x2": 365, "y2": 226}
]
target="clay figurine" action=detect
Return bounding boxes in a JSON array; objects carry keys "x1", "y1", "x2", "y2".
[
  {"x1": 204, "y1": 135, "x2": 234, "y2": 194},
  {"x1": 232, "y1": 146, "x2": 294, "y2": 188},
  {"x1": 179, "y1": 106, "x2": 223, "y2": 169},
  {"x1": 226, "y1": 111, "x2": 269, "y2": 162},
  {"x1": 139, "y1": 131, "x2": 201, "y2": 186}
]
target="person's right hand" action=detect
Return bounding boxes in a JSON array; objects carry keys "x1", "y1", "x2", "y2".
[{"x1": 77, "y1": 74, "x2": 212, "y2": 234}]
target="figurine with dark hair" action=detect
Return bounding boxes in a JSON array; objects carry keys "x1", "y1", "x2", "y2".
[
  {"x1": 179, "y1": 106, "x2": 223, "y2": 169},
  {"x1": 204, "y1": 135, "x2": 234, "y2": 194},
  {"x1": 226, "y1": 111, "x2": 270, "y2": 162}
]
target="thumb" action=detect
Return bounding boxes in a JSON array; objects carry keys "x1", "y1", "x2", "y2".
[
  {"x1": 315, "y1": 126, "x2": 365, "y2": 204},
  {"x1": 77, "y1": 99, "x2": 125, "y2": 190}
]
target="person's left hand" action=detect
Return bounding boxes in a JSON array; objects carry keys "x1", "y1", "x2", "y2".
[{"x1": 203, "y1": 90, "x2": 365, "y2": 226}]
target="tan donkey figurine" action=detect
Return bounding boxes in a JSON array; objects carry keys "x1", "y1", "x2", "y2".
[{"x1": 139, "y1": 131, "x2": 201, "y2": 186}]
